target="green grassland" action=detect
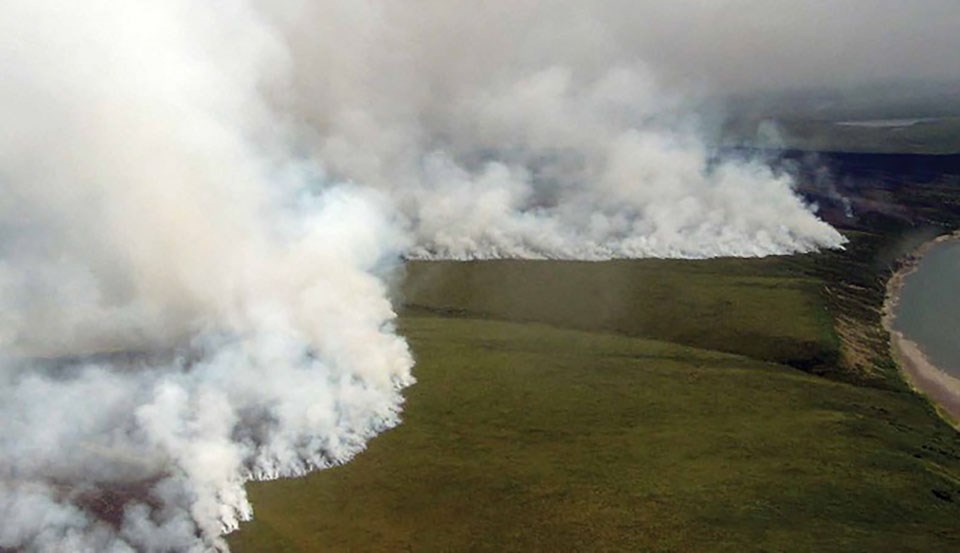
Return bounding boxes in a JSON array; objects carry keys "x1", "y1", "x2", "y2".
[
  {"x1": 230, "y1": 236, "x2": 960, "y2": 552},
  {"x1": 401, "y1": 258, "x2": 838, "y2": 370}
]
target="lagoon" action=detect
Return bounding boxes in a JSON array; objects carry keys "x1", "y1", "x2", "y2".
[{"x1": 894, "y1": 239, "x2": 960, "y2": 378}]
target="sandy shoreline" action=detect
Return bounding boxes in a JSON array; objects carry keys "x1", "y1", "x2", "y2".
[{"x1": 882, "y1": 231, "x2": 960, "y2": 425}]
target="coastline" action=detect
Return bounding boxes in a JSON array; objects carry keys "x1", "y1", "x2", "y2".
[{"x1": 882, "y1": 231, "x2": 960, "y2": 425}]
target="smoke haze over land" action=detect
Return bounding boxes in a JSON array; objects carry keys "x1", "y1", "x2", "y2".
[{"x1": 3, "y1": 0, "x2": 953, "y2": 551}]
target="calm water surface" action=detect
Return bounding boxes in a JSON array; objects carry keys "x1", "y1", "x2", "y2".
[
  {"x1": 895, "y1": 240, "x2": 960, "y2": 377},
  {"x1": 835, "y1": 117, "x2": 939, "y2": 128}
]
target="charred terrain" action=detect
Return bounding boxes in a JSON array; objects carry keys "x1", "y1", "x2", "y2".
[{"x1": 228, "y1": 153, "x2": 960, "y2": 552}]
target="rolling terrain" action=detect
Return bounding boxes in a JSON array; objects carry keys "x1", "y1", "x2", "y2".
[{"x1": 230, "y1": 154, "x2": 960, "y2": 552}]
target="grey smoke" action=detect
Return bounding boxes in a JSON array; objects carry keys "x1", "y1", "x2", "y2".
[{"x1": 5, "y1": 0, "x2": 945, "y2": 551}]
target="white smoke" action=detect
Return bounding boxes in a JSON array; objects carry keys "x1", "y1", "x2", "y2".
[
  {"x1": 0, "y1": 2, "x2": 412, "y2": 551},
  {"x1": 257, "y1": 1, "x2": 845, "y2": 259},
  {"x1": 0, "y1": 1, "x2": 848, "y2": 552},
  {"x1": 397, "y1": 67, "x2": 842, "y2": 259}
]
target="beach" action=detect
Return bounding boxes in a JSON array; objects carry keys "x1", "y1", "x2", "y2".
[{"x1": 883, "y1": 231, "x2": 960, "y2": 425}]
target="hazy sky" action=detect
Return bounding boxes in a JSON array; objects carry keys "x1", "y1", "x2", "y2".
[
  {"x1": 468, "y1": 0, "x2": 960, "y2": 93},
  {"x1": 596, "y1": 0, "x2": 960, "y2": 92}
]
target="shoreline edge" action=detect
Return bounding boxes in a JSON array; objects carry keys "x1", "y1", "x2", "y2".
[{"x1": 882, "y1": 230, "x2": 960, "y2": 426}]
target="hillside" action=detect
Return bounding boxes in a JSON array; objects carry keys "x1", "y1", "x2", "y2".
[{"x1": 229, "y1": 154, "x2": 960, "y2": 552}]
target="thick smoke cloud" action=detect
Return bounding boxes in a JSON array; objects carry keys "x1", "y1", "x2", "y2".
[
  {"x1": 0, "y1": 1, "x2": 877, "y2": 551},
  {"x1": 0, "y1": 2, "x2": 412, "y2": 551},
  {"x1": 260, "y1": 1, "x2": 848, "y2": 258}
]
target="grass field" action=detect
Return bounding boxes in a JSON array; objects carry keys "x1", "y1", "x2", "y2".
[
  {"x1": 401, "y1": 258, "x2": 838, "y2": 370},
  {"x1": 229, "y1": 249, "x2": 960, "y2": 552}
]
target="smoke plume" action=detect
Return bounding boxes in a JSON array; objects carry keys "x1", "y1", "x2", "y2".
[
  {"x1": 261, "y1": 1, "x2": 848, "y2": 258},
  {"x1": 0, "y1": 2, "x2": 412, "y2": 551},
  {"x1": 0, "y1": 1, "x2": 862, "y2": 551}
]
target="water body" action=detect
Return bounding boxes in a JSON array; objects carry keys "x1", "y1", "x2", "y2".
[
  {"x1": 835, "y1": 118, "x2": 938, "y2": 129},
  {"x1": 834, "y1": 117, "x2": 937, "y2": 129},
  {"x1": 894, "y1": 240, "x2": 960, "y2": 378}
]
